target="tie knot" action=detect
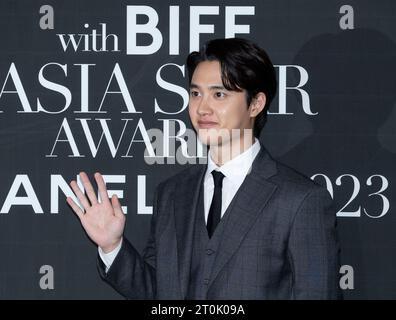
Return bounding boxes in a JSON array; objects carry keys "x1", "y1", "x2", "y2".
[{"x1": 211, "y1": 170, "x2": 225, "y2": 188}]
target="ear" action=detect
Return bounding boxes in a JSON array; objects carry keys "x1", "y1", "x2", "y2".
[{"x1": 249, "y1": 92, "x2": 266, "y2": 118}]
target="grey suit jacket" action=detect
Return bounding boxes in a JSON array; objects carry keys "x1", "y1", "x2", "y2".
[{"x1": 98, "y1": 145, "x2": 341, "y2": 299}]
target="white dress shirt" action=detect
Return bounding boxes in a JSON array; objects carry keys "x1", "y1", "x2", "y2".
[
  {"x1": 203, "y1": 138, "x2": 261, "y2": 223},
  {"x1": 99, "y1": 138, "x2": 261, "y2": 272}
]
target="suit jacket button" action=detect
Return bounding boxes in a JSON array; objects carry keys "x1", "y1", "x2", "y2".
[
  {"x1": 206, "y1": 249, "x2": 214, "y2": 255},
  {"x1": 203, "y1": 279, "x2": 209, "y2": 285}
]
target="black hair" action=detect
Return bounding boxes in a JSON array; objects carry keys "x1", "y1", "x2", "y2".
[{"x1": 186, "y1": 38, "x2": 277, "y2": 137}]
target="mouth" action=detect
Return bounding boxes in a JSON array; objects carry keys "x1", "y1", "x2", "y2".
[{"x1": 197, "y1": 121, "x2": 219, "y2": 129}]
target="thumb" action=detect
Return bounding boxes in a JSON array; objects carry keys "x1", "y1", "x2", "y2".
[{"x1": 111, "y1": 195, "x2": 124, "y2": 218}]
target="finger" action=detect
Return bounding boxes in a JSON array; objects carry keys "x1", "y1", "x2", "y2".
[
  {"x1": 79, "y1": 172, "x2": 98, "y2": 205},
  {"x1": 111, "y1": 195, "x2": 124, "y2": 218},
  {"x1": 94, "y1": 172, "x2": 110, "y2": 204},
  {"x1": 70, "y1": 180, "x2": 91, "y2": 210},
  {"x1": 66, "y1": 196, "x2": 84, "y2": 219}
]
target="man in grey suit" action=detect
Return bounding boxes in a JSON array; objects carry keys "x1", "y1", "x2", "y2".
[{"x1": 67, "y1": 38, "x2": 341, "y2": 299}]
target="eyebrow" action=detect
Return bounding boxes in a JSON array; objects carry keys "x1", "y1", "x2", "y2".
[{"x1": 189, "y1": 83, "x2": 226, "y2": 90}]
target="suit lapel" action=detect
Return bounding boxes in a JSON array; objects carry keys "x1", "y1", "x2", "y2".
[
  {"x1": 208, "y1": 147, "x2": 278, "y2": 289},
  {"x1": 173, "y1": 164, "x2": 206, "y2": 299}
]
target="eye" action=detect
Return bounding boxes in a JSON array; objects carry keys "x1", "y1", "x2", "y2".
[
  {"x1": 190, "y1": 90, "x2": 201, "y2": 97},
  {"x1": 215, "y1": 91, "x2": 226, "y2": 98}
]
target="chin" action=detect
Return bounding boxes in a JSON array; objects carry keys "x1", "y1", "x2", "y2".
[
  {"x1": 197, "y1": 132, "x2": 215, "y2": 146},
  {"x1": 196, "y1": 129, "x2": 230, "y2": 147}
]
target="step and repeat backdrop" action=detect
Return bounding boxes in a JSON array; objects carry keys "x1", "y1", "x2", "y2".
[{"x1": 0, "y1": 0, "x2": 395, "y2": 299}]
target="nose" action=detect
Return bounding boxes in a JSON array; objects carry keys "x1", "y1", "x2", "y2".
[{"x1": 196, "y1": 96, "x2": 212, "y2": 116}]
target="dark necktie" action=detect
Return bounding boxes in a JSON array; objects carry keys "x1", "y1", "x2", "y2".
[{"x1": 207, "y1": 170, "x2": 225, "y2": 238}]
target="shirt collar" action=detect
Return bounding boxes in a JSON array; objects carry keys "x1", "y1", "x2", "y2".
[{"x1": 205, "y1": 138, "x2": 261, "y2": 183}]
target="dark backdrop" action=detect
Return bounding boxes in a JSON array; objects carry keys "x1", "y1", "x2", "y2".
[{"x1": 0, "y1": 0, "x2": 395, "y2": 299}]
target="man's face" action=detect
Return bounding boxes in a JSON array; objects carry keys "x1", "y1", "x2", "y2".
[{"x1": 188, "y1": 60, "x2": 254, "y2": 147}]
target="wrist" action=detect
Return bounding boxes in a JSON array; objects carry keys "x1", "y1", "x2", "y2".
[{"x1": 101, "y1": 238, "x2": 122, "y2": 254}]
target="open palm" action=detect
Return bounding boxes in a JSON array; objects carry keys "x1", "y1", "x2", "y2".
[{"x1": 67, "y1": 172, "x2": 125, "y2": 253}]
